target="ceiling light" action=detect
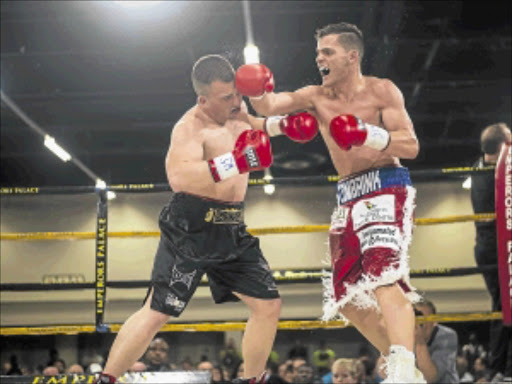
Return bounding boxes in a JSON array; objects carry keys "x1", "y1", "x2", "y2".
[
  {"x1": 114, "y1": 1, "x2": 162, "y2": 7},
  {"x1": 44, "y1": 135, "x2": 71, "y2": 162},
  {"x1": 244, "y1": 44, "x2": 260, "y2": 64}
]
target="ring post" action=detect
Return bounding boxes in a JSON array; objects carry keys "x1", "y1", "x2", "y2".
[{"x1": 95, "y1": 189, "x2": 109, "y2": 332}]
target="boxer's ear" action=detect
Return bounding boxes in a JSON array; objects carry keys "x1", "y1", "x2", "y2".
[{"x1": 348, "y1": 50, "x2": 359, "y2": 64}]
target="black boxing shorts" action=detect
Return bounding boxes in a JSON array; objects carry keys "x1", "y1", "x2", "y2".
[{"x1": 144, "y1": 192, "x2": 279, "y2": 317}]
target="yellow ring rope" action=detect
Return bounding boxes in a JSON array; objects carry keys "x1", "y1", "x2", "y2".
[
  {"x1": 0, "y1": 312, "x2": 502, "y2": 336},
  {"x1": 0, "y1": 213, "x2": 495, "y2": 241}
]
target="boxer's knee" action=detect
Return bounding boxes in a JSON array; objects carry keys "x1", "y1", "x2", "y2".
[
  {"x1": 375, "y1": 283, "x2": 413, "y2": 314},
  {"x1": 241, "y1": 295, "x2": 281, "y2": 320}
]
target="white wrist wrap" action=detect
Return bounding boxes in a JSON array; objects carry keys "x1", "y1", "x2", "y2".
[
  {"x1": 364, "y1": 124, "x2": 390, "y2": 151},
  {"x1": 265, "y1": 116, "x2": 286, "y2": 137},
  {"x1": 212, "y1": 153, "x2": 240, "y2": 180}
]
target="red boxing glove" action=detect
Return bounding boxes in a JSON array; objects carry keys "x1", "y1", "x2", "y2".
[
  {"x1": 235, "y1": 64, "x2": 274, "y2": 98},
  {"x1": 330, "y1": 114, "x2": 390, "y2": 151},
  {"x1": 265, "y1": 112, "x2": 319, "y2": 143},
  {"x1": 208, "y1": 130, "x2": 273, "y2": 182}
]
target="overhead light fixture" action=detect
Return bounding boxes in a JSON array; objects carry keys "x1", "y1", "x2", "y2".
[
  {"x1": 263, "y1": 169, "x2": 275, "y2": 195},
  {"x1": 44, "y1": 135, "x2": 71, "y2": 162},
  {"x1": 244, "y1": 44, "x2": 260, "y2": 64},
  {"x1": 462, "y1": 177, "x2": 472, "y2": 190},
  {"x1": 114, "y1": 1, "x2": 162, "y2": 7}
]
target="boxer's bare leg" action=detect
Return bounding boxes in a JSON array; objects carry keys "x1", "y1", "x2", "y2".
[
  {"x1": 340, "y1": 303, "x2": 391, "y2": 354},
  {"x1": 103, "y1": 290, "x2": 170, "y2": 378},
  {"x1": 374, "y1": 283, "x2": 415, "y2": 352},
  {"x1": 234, "y1": 292, "x2": 281, "y2": 379}
]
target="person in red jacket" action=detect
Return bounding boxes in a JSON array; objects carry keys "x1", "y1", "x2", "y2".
[
  {"x1": 94, "y1": 54, "x2": 320, "y2": 384},
  {"x1": 236, "y1": 22, "x2": 424, "y2": 383}
]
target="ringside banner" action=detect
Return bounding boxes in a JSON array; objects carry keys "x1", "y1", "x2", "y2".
[{"x1": 495, "y1": 141, "x2": 512, "y2": 325}]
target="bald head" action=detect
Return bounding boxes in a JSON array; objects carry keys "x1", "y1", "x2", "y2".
[{"x1": 481, "y1": 123, "x2": 511, "y2": 155}]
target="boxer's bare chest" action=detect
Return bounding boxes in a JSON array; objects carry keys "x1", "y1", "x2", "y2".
[
  {"x1": 311, "y1": 86, "x2": 397, "y2": 176},
  {"x1": 201, "y1": 120, "x2": 251, "y2": 160}
]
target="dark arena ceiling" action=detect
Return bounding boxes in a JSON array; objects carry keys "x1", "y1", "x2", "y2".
[{"x1": 1, "y1": 1, "x2": 510, "y2": 187}]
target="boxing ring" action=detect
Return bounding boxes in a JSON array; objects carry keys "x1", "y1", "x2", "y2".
[{"x1": 0, "y1": 146, "x2": 510, "y2": 383}]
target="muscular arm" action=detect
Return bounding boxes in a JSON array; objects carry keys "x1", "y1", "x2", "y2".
[
  {"x1": 379, "y1": 80, "x2": 419, "y2": 159},
  {"x1": 165, "y1": 121, "x2": 214, "y2": 190},
  {"x1": 238, "y1": 100, "x2": 266, "y2": 131},
  {"x1": 249, "y1": 86, "x2": 316, "y2": 116}
]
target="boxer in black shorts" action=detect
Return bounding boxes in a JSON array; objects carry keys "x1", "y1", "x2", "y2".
[
  {"x1": 95, "y1": 54, "x2": 320, "y2": 384},
  {"x1": 147, "y1": 192, "x2": 279, "y2": 317}
]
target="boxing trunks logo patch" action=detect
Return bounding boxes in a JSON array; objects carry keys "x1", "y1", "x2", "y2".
[
  {"x1": 169, "y1": 266, "x2": 197, "y2": 290},
  {"x1": 204, "y1": 208, "x2": 243, "y2": 224},
  {"x1": 337, "y1": 170, "x2": 382, "y2": 205},
  {"x1": 356, "y1": 225, "x2": 401, "y2": 253},
  {"x1": 331, "y1": 206, "x2": 349, "y2": 229},
  {"x1": 165, "y1": 293, "x2": 185, "y2": 312},
  {"x1": 244, "y1": 147, "x2": 260, "y2": 168},
  {"x1": 351, "y1": 194, "x2": 395, "y2": 230}
]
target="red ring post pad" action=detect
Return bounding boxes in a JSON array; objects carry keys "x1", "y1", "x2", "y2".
[{"x1": 495, "y1": 141, "x2": 512, "y2": 326}]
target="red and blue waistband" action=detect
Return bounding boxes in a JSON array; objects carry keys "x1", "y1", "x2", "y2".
[{"x1": 337, "y1": 167, "x2": 412, "y2": 205}]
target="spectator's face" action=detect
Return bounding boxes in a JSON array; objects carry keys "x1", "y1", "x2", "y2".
[
  {"x1": 474, "y1": 358, "x2": 486, "y2": 373},
  {"x1": 211, "y1": 367, "x2": 223, "y2": 382},
  {"x1": 43, "y1": 366, "x2": 59, "y2": 376},
  {"x1": 54, "y1": 360, "x2": 65, "y2": 373},
  {"x1": 197, "y1": 361, "x2": 214, "y2": 372},
  {"x1": 67, "y1": 364, "x2": 84, "y2": 374},
  {"x1": 415, "y1": 304, "x2": 436, "y2": 339},
  {"x1": 278, "y1": 363, "x2": 288, "y2": 378},
  {"x1": 145, "y1": 339, "x2": 169, "y2": 366},
  {"x1": 295, "y1": 365, "x2": 314, "y2": 383},
  {"x1": 332, "y1": 365, "x2": 356, "y2": 384},
  {"x1": 182, "y1": 361, "x2": 193, "y2": 371},
  {"x1": 2, "y1": 362, "x2": 12, "y2": 374},
  {"x1": 456, "y1": 356, "x2": 468, "y2": 376}
]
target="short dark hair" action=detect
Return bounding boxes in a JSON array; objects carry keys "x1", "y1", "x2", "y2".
[
  {"x1": 481, "y1": 122, "x2": 511, "y2": 154},
  {"x1": 315, "y1": 22, "x2": 364, "y2": 62},
  {"x1": 191, "y1": 54, "x2": 235, "y2": 96},
  {"x1": 416, "y1": 298, "x2": 437, "y2": 314}
]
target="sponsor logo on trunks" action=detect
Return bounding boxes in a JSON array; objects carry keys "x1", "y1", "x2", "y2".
[
  {"x1": 245, "y1": 147, "x2": 260, "y2": 168},
  {"x1": 352, "y1": 195, "x2": 396, "y2": 230},
  {"x1": 356, "y1": 225, "x2": 401, "y2": 253},
  {"x1": 337, "y1": 170, "x2": 382, "y2": 205},
  {"x1": 331, "y1": 206, "x2": 349, "y2": 229},
  {"x1": 169, "y1": 266, "x2": 197, "y2": 290},
  {"x1": 165, "y1": 293, "x2": 185, "y2": 312}
]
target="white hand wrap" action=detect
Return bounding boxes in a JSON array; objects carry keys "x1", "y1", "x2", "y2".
[
  {"x1": 264, "y1": 116, "x2": 286, "y2": 137},
  {"x1": 363, "y1": 123, "x2": 390, "y2": 151},
  {"x1": 211, "y1": 153, "x2": 239, "y2": 181}
]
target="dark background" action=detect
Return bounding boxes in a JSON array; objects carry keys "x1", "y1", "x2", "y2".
[{"x1": 1, "y1": 1, "x2": 510, "y2": 187}]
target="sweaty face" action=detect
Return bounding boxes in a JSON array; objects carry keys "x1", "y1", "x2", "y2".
[
  {"x1": 201, "y1": 80, "x2": 242, "y2": 124},
  {"x1": 316, "y1": 34, "x2": 354, "y2": 87}
]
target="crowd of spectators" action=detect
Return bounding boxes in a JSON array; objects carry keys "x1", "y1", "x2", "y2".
[{"x1": 0, "y1": 310, "x2": 504, "y2": 383}]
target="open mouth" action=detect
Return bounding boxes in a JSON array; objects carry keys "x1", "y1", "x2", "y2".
[
  {"x1": 231, "y1": 107, "x2": 241, "y2": 114},
  {"x1": 319, "y1": 67, "x2": 330, "y2": 77}
]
